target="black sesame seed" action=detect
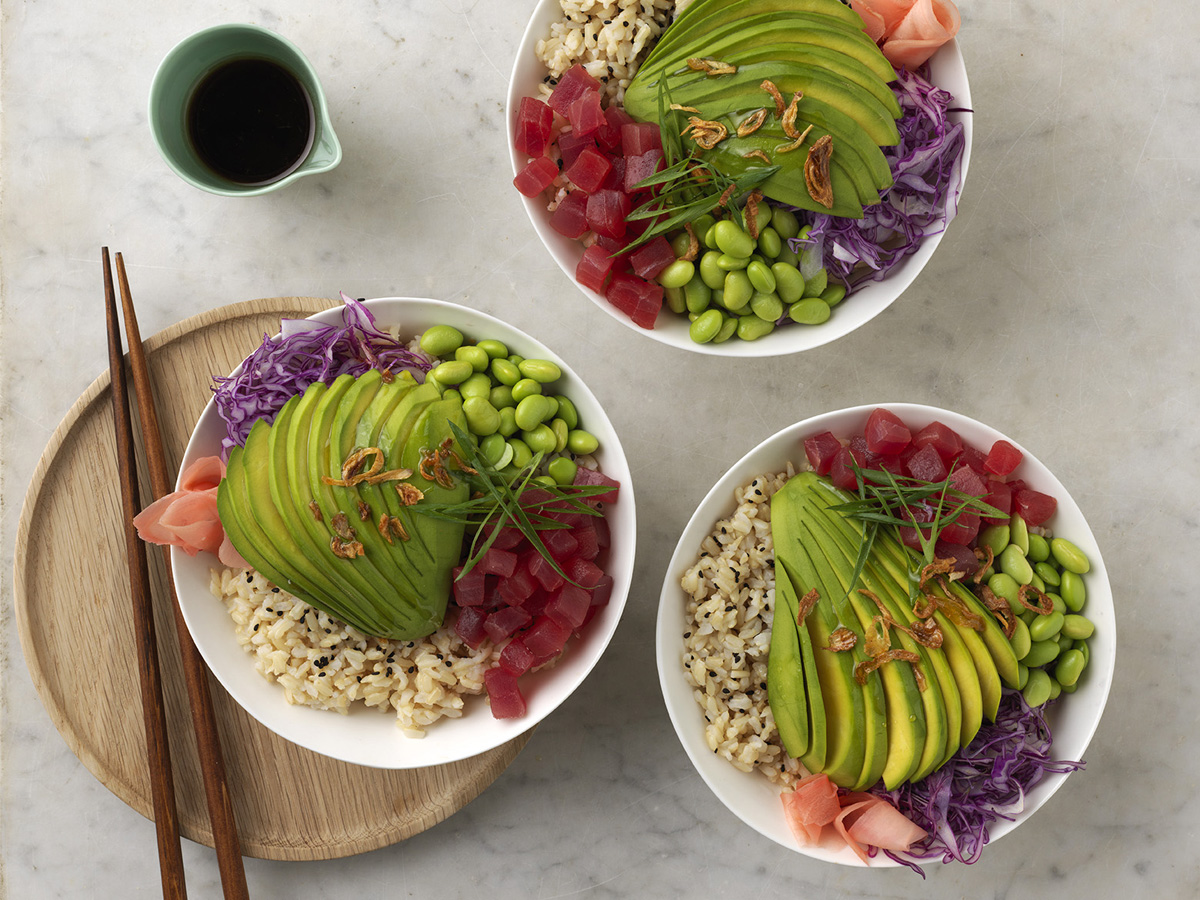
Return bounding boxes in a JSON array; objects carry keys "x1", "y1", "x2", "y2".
[
  {"x1": 271, "y1": 587, "x2": 280, "y2": 593},
  {"x1": 683, "y1": 631, "x2": 692, "y2": 638},
  {"x1": 445, "y1": 660, "x2": 453, "y2": 667},
  {"x1": 408, "y1": 666, "x2": 415, "y2": 674},
  {"x1": 245, "y1": 573, "x2": 253, "y2": 582}
]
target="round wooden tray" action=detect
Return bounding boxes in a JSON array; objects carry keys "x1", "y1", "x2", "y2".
[{"x1": 13, "y1": 297, "x2": 531, "y2": 861}]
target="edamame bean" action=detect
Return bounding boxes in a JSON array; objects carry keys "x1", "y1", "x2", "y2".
[
  {"x1": 689, "y1": 308, "x2": 724, "y2": 343},
  {"x1": 507, "y1": 353, "x2": 525, "y2": 367},
  {"x1": 712, "y1": 219, "x2": 756, "y2": 258},
  {"x1": 1050, "y1": 538, "x2": 1091, "y2": 574},
  {"x1": 1034, "y1": 561, "x2": 1061, "y2": 587},
  {"x1": 1059, "y1": 679, "x2": 1078, "y2": 695},
  {"x1": 554, "y1": 395, "x2": 579, "y2": 430},
  {"x1": 455, "y1": 344, "x2": 490, "y2": 373},
  {"x1": 1029, "y1": 571, "x2": 1046, "y2": 593},
  {"x1": 1060, "y1": 570, "x2": 1087, "y2": 612},
  {"x1": 999, "y1": 543, "x2": 1034, "y2": 585},
  {"x1": 979, "y1": 524, "x2": 1010, "y2": 557},
  {"x1": 757, "y1": 226, "x2": 782, "y2": 258},
  {"x1": 802, "y1": 268, "x2": 828, "y2": 297},
  {"x1": 988, "y1": 572, "x2": 1021, "y2": 613},
  {"x1": 658, "y1": 259, "x2": 696, "y2": 289},
  {"x1": 549, "y1": 416, "x2": 569, "y2": 453},
  {"x1": 1022, "y1": 667, "x2": 1052, "y2": 707},
  {"x1": 699, "y1": 251, "x2": 726, "y2": 290},
  {"x1": 716, "y1": 253, "x2": 751, "y2": 271},
  {"x1": 750, "y1": 291, "x2": 783, "y2": 322},
  {"x1": 722, "y1": 270, "x2": 753, "y2": 311},
  {"x1": 1022, "y1": 639, "x2": 1060, "y2": 668},
  {"x1": 429, "y1": 359, "x2": 472, "y2": 385},
  {"x1": 491, "y1": 357, "x2": 521, "y2": 387},
  {"x1": 665, "y1": 285, "x2": 687, "y2": 314},
  {"x1": 548, "y1": 456, "x2": 578, "y2": 486},
  {"x1": 776, "y1": 243, "x2": 799, "y2": 267},
  {"x1": 1027, "y1": 533, "x2": 1050, "y2": 563},
  {"x1": 533, "y1": 475, "x2": 557, "y2": 487},
  {"x1": 1055, "y1": 649, "x2": 1086, "y2": 687},
  {"x1": 518, "y1": 358, "x2": 562, "y2": 384},
  {"x1": 821, "y1": 284, "x2": 846, "y2": 307},
  {"x1": 523, "y1": 424, "x2": 557, "y2": 455},
  {"x1": 703, "y1": 222, "x2": 722, "y2": 251},
  {"x1": 1009, "y1": 514, "x2": 1030, "y2": 554},
  {"x1": 684, "y1": 279, "x2": 712, "y2": 314},
  {"x1": 742, "y1": 203, "x2": 772, "y2": 236},
  {"x1": 1028, "y1": 610, "x2": 1064, "y2": 643},
  {"x1": 771, "y1": 206, "x2": 800, "y2": 240},
  {"x1": 566, "y1": 428, "x2": 599, "y2": 455},
  {"x1": 511, "y1": 378, "x2": 543, "y2": 403},
  {"x1": 1047, "y1": 677, "x2": 1062, "y2": 701},
  {"x1": 1076, "y1": 640, "x2": 1089, "y2": 665},
  {"x1": 460, "y1": 372, "x2": 492, "y2": 400},
  {"x1": 419, "y1": 324, "x2": 464, "y2": 357},
  {"x1": 497, "y1": 406, "x2": 518, "y2": 437},
  {"x1": 514, "y1": 394, "x2": 553, "y2": 431},
  {"x1": 1056, "y1": 636, "x2": 1074, "y2": 652},
  {"x1": 736, "y1": 315, "x2": 775, "y2": 341},
  {"x1": 713, "y1": 316, "x2": 739, "y2": 343},
  {"x1": 772, "y1": 262, "x2": 805, "y2": 303},
  {"x1": 692, "y1": 214, "x2": 717, "y2": 248},
  {"x1": 747, "y1": 260, "x2": 777, "y2": 294},
  {"x1": 479, "y1": 433, "x2": 508, "y2": 466},
  {"x1": 507, "y1": 437, "x2": 533, "y2": 469},
  {"x1": 788, "y1": 298, "x2": 830, "y2": 325},
  {"x1": 477, "y1": 338, "x2": 508, "y2": 359},
  {"x1": 1047, "y1": 592, "x2": 1067, "y2": 615},
  {"x1": 490, "y1": 385, "x2": 515, "y2": 409},
  {"x1": 1016, "y1": 662, "x2": 1029, "y2": 690},
  {"x1": 1061, "y1": 614, "x2": 1094, "y2": 640},
  {"x1": 462, "y1": 396, "x2": 501, "y2": 436},
  {"x1": 1010, "y1": 616, "x2": 1031, "y2": 660},
  {"x1": 670, "y1": 230, "x2": 693, "y2": 257}
]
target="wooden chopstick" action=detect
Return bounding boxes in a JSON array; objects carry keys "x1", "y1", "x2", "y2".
[
  {"x1": 104, "y1": 248, "x2": 188, "y2": 900},
  {"x1": 107, "y1": 250, "x2": 251, "y2": 900}
]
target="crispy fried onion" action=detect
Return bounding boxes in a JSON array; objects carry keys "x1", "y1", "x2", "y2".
[
  {"x1": 357, "y1": 499, "x2": 371, "y2": 521},
  {"x1": 717, "y1": 182, "x2": 737, "y2": 208},
  {"x1": 855, "y1": 650, "x2": 923, "y2": 687},
  {"x1": 329, "y1": 512, "x2": 364, "y2": 559},
  {"x1": 1018, "y1": 583, "x2": 1055, "y2": 616},
  {"x1": 737, "y1": 108, "x2": 768, "y2": 138},
  {"x1": 687, "y1": 57, "x2": 737, "y2": 76},
  {"x1": 418, "y1": 437, "x2": 476, "y2": 489},
  {"x1": 685, "y1": 158, "x2": 712, "y2": 183},
  {"x1": 979, "y1": 584, "x2": 1017, "y2": 639},
  {"x1": 775, "y1": 124, "x2": 814, "y2": 155},
  {"x1": 859, "y1": 589, "x2": 944, "y2": 649},
  {"x1": 972, "y1": 544, "x2": 995, "y2": 584},
  {"x1": 919, "y1": 558, "x2": 957, "y2": 591},
  {"x1": 679, "y1": 222, "x2": 701, "y2": 262},
  {"x1": 395, "y1": 482, "x2": 424, "y2": 506},
  {"x1": 377, "y1": 512, "x2": 409, "y2": 544},
  {"x1": 669, "y1": 103, "x2": 701, "y2": 113},
  {"x1": 322, "y1": 446, "x2": 413, "y2": 487},
  {"x1": 827, "y1": 625, "x2": 858, "y2": 652},
  {"x1": 760, "y1": 79, "x2": 785, "y2": 117},
  {"x1": 742, "y1": 149, "x2": 772, "y2": 165},
  {"x1": 682, "y1": 116, "x2": 728, "y2": 150},
  {"x1": 931, "y1": 586, "x2": 986, "y2": 631},
  {"x1": 796, "y1": 588, "x2": 820, "y2": 626},
  {"x1": 804, "y1": 134, "x2": 834, "y2": 209},
  {"x1": 308, "y1": 500, "x2": 323, "y2": 522},
  {"x1": 781, "y1": 91, "x2": 804, "y2": 139},
  {"x1": 744, "y1": 190, "x2": 764, "y2": 239}
]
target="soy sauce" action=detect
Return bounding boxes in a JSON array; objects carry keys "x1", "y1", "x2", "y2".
[{"x1": 186, "y1": 57, "x2": 314, "y2": 185}]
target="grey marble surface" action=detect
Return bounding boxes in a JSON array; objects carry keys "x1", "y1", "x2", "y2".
[{"x1": 2, "y1": 1, "x2": 1197, "y2": 897}]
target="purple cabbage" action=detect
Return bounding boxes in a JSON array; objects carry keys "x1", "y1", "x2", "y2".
[
  {"x1": 212, "y1": 293, "x2": 432, "y2": 455},
  {"x1": 868, "y1": 690, "x2": 1085, "y2": 876},
  {"x1": 801, "y1": 66, "x2": 968, "y2": 289}
]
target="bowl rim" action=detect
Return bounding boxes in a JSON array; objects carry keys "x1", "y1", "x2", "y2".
[
  {"x1": 171, "y1": 296, "x2": 637, "y2": 768},
  {"x1": 506, "y1": 0, "x2": 973, "y2": 356},
  {"x1": 655, "y1": 402, "x2": 1114, "y2": 866}
]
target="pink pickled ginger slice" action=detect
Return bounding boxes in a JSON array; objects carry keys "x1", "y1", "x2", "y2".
[
  {"x1": 849, "y1": 0, "x2": 961, "y2": 69},
  {"x1": 133, "y1": 455, "x2": 248, "y2": 567}
]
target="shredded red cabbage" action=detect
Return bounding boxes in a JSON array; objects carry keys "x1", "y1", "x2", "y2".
[
  {"x1": 212, "y1": 293, "x2": 432, "y2": 455},
  {"x1": 868, "y1": 690, "x2": 1085, "y2": 876},
  {"x1": 799, "y1": 66, "x2": 967, "y2": 289}
]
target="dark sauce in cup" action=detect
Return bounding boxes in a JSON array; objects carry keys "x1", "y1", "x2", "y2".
[{"x1": 186, "y1": 57, "x2": 315, "y2": 185}]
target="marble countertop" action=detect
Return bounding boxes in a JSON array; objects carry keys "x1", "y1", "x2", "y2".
[{"x1": 3, "y1": 1, "x2": 1197, "y2": 897}]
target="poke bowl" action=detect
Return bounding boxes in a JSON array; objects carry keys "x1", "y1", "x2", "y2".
[
  {"x1": 168, "y1": 297, "x2": 636, "y2": 769},
  {"x1": 656, "y1": 403, "x2": 1114, "y2": 869},
  {"x1": 507, "y1": 0, "x2": 973, "y2": 356}
]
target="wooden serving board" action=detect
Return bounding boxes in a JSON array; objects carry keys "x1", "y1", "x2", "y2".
[{"x1": 13, "y1": 297, "x2": 531, "y2": 861}]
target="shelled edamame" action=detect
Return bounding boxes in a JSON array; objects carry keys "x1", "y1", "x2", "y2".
[
  {"x1": 661, "y1": 204, "x2": 844, "y2": 344},
  {"x1": 418, "y1": 325, "x2": 599, "y2": 485},
  {"x1": 978, "y1": 514, "x2": 1097, "y2": 706}
]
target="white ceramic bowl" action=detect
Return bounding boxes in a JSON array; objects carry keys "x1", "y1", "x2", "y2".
[
  {"x1": 657, "y1": 403, "x2": 1114, "y2": 866},
  {"x1": 172, "y1": 297, "x2": 636, "y2": 768},
  {"x1": 507, "y1": 0, "x2": 973, "y2": 356}
]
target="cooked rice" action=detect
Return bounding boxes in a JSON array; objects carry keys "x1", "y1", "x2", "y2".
[
  {"x1": 213, "y1": 567, "x2": 499, "y2": 736},
  {"x1": 679, "y1": 465, "x2": 807, "y2": 789},
  {"x1": 535, "y1": 0, "x2": 686, "y2": 104}
]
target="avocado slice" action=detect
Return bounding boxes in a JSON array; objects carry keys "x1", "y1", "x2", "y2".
[{"x1": 766, "y1": 565, "x2": 813, "y2": 761}]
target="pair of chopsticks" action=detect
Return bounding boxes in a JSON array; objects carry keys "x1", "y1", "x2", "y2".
[{"x1": 103, "y1": 248, "x2": 250, "y2": 900}]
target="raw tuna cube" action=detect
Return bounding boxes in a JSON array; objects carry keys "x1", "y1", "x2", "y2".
[
  {"x1": 1014, "y1": 489, "x2": 1057, "y2": 526},
  {"x1": 455, "y1": 606, "x2": 487, "y2": 648},
  {"x1": 585, "y1": 189, "x2": 631, "y2": 240},
  {"x1": 547, "y1": 583, "x2": 591, "y2": 630},
  {"x1": 547, "y1": 64, "x2": 603, "y2": 116},
  {"x1": 982, "y1": 479, "x2": 1013, "y2": 525},
  {"x1": 567, "y1": 89, "x2": 606, "y2": 137},
  {"x1": 601, "y1": 155, "x2": 627, "y2": 191},
  {"x1": 905, "y1": 443, "x2": 948, "y2": 483},
  {"x1": 629, "y1": 235, "x2": 676, "y2": 280},
  {"x1": 498, "y1": 637, "x2": 536, "y2": 676},
  {"x1": 497, "y1": 564, "x2": 537, "y2": 606},
  {"x1": 514, "y1": 96, "x2": 554, "y2": 157},
  {"x1": 589, "y1": 573, "x2": 614, "y2": 607},
  {"x1": 513, "y1": 156, "x2": 559, "y2": 197},
  {"x1": 958, "y1": 444, "x2": 989, "y2": 475},
  {"x1": 804, "y1": 431, "x2": 841, "y2": 475},
  {"x1": 621, "y1": 121, "x2": 662, "y2": 156},
  {"x1": 605, "y1": 272, "x2": 662, "y2": 329},
  {"x1": 565, "y1": 145, "x2": 612, "y2": 193},
  {"x1": 984, "y1": 439, "x2": 1023, "y2": 476},
  {"x1": 484, "y1": 605, "x2": 533, "y2": 644},
  {"x1": 596, "y1": 105, "x2": 634, "y2": 151},
  {"x1": 572, "y1": 465, "x2": 620, "y2": 502},
  {"x1": 565, "y1": 556, "x2": 604, "y2": 590},
  {"x1": 864, "y1": 408, "x2": 912, "y2": 456},
  {"x1": 898, "y1": 504, "x2": 935, "y2": 550},
  {"x1": 948, "y1": 464, "x2": 988, "y2": 498},
  {"x1": 576, "y1": 243, "x2": 616, "y2": 293},
  {"x1": 911, "y1": 421, "x2": 963, "y2": 463},
  {"x1": 572, "y1": 520, "x2": 600, "y2": 560},
  {"x1": 452, "y1": 564, "x2": 487, "y2": 607},
  {"x1": 939, "y1": 511, "x2": 980, "y2": 545},
  {"x1": 549, "y1": 191, "x2": 589, "y2": 239},
  {"x1": 557, "y1": 130, "x2": 596, "y2": 170},
  {"x1": 521, "y1": 588, "x2": 550, "y2": 616},
  {"x1": 524, "y1": 615, "x2": 572, "y2": 663},
  {"x1": 829, "y1": 446, "x2": 860, "y2": 491},
  {"x1": 542, "y1": 527, "x2": 580, "y2": 561},
  {"x1": 478, "y1": 546, "x2": 518, "y2": 578},
  {"x1": 483, "y1": 520, "x2": 525, "y2": 551},
  {"x1": 624, "y1": 149, "x2": 664, "y2": 193},
  {"x1": 484, "y1": 666, "x2": 526, "y2": 719},
  {"x1": 526, "y1": 550, "x2": 565, "y2": 592}
]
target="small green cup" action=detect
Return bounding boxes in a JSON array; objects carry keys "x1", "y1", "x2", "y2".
[{"x1": 149, "y1": 24, "x2": 341, "y2": 196}]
